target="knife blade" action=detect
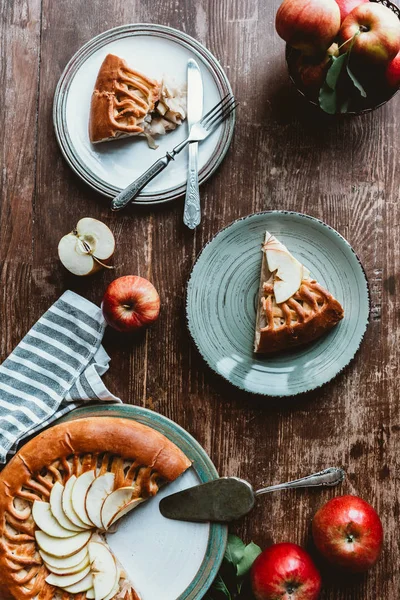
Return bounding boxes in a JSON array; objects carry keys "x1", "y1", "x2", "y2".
[{"x1": 183, "y1": 58, "x2": 203, "y2": 229}]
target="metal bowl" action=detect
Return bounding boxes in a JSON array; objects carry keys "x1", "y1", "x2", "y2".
[{"x1": 286, "y1": 0, "x2": 400, "y2": 116}]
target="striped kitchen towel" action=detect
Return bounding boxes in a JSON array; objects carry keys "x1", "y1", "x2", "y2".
[{"x1": 0, "y1": 290, "x2": 121, "y2": 463}]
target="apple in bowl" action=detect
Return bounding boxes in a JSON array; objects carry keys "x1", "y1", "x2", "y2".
[
  {"x1": 251, "y1": 543, "x2": 322, "y2": 600},
  {"x1": 335, "y1": 0, "x2": 369, "y2": 23},
  {"x1": 102, "y1": 276, "x2": 160, "y2": 333},
  {"x1": 312, "y1": 495, "x2": 383, "y2": 572}
]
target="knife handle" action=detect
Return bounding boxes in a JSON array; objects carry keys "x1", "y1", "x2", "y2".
[
  {"x1": 183, "y1": 142, "x2": 201, "y2": 229},
  {"x1": 111, "y1": 153, "x2": 173, "y2": 211}
]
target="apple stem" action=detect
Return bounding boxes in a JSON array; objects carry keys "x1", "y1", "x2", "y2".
[
  {"x1": 337, "y1": 30, "x2": 361, "y2": 53},
  {"x1": 78, "y1": 237, "x2": 115, "y2": 270}
]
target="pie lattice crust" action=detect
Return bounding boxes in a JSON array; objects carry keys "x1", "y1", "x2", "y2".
[{"x1": 0, "y1": 417, "x2": 191, "y2": 600}]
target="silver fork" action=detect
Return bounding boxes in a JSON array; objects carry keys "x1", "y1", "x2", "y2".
[{"x1": 111, "y1": 94, "x2": 237, "y2": 211}]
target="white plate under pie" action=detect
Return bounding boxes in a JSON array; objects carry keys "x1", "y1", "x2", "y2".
[
  {"x1": 59, "y1": 404, "x2": 227, "y2": 600},
  {"x1": 53, "y1": 23, "x2": 235, "y2": 204}
]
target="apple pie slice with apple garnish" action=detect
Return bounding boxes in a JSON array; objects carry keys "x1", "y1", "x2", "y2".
[
  {"x1": 0, "y1": 417, "x2": 191, "y2": 600},
  {"x1": 89, "y1": 53, "x2": 186, "y2": 148},
  {"x1": 254, "y1": 232, "x2": 344, "y2": 354}
]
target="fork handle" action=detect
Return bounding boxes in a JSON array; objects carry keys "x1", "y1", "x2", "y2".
[{"x1": 111, "y1": 153, "x2": 174, "y2": 211}]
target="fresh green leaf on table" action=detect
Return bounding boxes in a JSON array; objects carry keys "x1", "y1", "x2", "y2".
[
  {"x1": 225, "y1": 534, "x2": 246, "y2": 568},
  {"x1": 236, "y1": 542, "x2": 262, "y2": 578},
  {"x1": 212, "y1": 574, "x2": 232, "y2": 599}
]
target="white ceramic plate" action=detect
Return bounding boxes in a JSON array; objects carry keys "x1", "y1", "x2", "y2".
[
  {"x1": 59, "y1": 404, "x2": 227, "y2": 600},
  {"x1": 53, "y1": 24, "x2": 235, "y2": 204},
  {"x1": 186, "y1": 211, "x2": 370, "y2": 396}
]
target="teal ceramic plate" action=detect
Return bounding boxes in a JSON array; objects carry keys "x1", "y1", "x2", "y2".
[
  {"x1": 59, "y1": 404, "x2": 227, "y2": 600},
  {"x1": 186, "y1": 211, "x2": 370, "y2": 396}
]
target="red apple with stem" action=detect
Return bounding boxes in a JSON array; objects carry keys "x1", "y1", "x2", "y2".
[
  {"x1": 276, "y1": 0, "x2": 341, "y2": 56},
  {"x1": 386, "y1": 50, "x2": 400, "y2": 88},
  {"x1": 102, "y1": 276, "x2": 160, "y2": 332},
  {"x1": 251, "y1": 543, "x2": 322, "y2": 600},
  {"x1": 335, "y1": 0, "x2": 369, "y2": 23},
  {"x1": 339, "y1": 3, "x2": 400, "y2": 65},
  {"x1": 312, "y1": 495, "x2": 383, "y2": 572}
]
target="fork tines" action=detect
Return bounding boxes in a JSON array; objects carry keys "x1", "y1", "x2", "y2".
[{"x1": 200, "y1": 94, "x2": 237, "y2": 131}]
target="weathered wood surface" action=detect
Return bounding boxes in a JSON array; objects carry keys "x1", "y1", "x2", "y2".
[{"x1": 0, "y1": 0, "x2": 399, "y2": 597}]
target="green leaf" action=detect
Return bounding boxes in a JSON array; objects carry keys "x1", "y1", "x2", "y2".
[
  {"x1": 326, "y1": 54, "x2": 347, "y2": 90},
  {"x1": 212, "y1": 574, "x2": 232, "y2": 599},
  {"x1": 319, "y1": 82, "x2": 338, "y2": 114},
  {"x1": 236, "y1": 542, "x2": 262, "y2": 578},
  {"x1": 346, "y1": 65, "x2": 367, "y2": 98},
  {"x1": 225, "y1": 534, "x2": 246, "y2": 569}
]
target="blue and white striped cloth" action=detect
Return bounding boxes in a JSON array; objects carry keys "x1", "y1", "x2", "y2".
[{"x1": 0, "y1": 291, "x2": 121, "y2": 463}]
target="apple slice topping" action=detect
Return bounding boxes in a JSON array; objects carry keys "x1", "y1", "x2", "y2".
[
  {"x1": 103, "y1": 568, "x2": 121, "y2": 600},
  {"x1": 50, "y1": 481, "x2": 86, "y2": 532},
  {"x1": 64, "y1": 572, "x2": 94, "y2": 594},
  {"x1": 63, "y1": 476, "x2": 93, "y2": 530},
  {"x1": 264, "y1": 232, "x2": 309, "y2": 304},
  {"x1": 89, "y1": 541, "x2": 118, "y2": 600},
  {"x1": 108, "y1": 497, "x2": 144, "y2": 528},
  {"x1": 35, "y1": 530, "x2": 92, "y2": 558},
  {"x1": 32, "y1": 501, "x2": 79, "y2": 539},
  {"x1": 100, "y1": 486, "x2": 136, "y2": 530},
  {"x1": 39, "y1": 546, "x2": 88, "y2": 570},
  {"x1": 86, "y1": 588, "x2": 95, "y2": 599},
  {"x1": 71, "y1": 470, "x2": 96, "y2": 527},
  {"x1": 86, "y1": 472, "x2": 115, "y2": 529},
  {"x1": 45, "y1": 564, "x2": 91, "y2": 588},
  {"x1": 44, "y1": 553, "x2": 90, "y2": 576},
  {"x1": 58, "y1": 217, "x2": 115, "y2": 276}
]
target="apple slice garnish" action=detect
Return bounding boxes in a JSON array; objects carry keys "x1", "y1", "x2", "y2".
[
  {"x1": 39, "y1": 547, "x2": 88, "y2": 570},
  {"x1": 86, "y1": 472, "x2": 115, "y2": 529},
  {"x1": 88, "y1": 541, "x2": 118, "y2": 600},
  {"x1": 103, "y1": 568, "x2": 121, "y2": 600},
  {"x1": 44, "y1": 553, "x2": 90, "y2": 576},
  {"x1": 86, "y1": 589, "x2": 95, "y2": 599},
  {"x1": 100, "y1": 486, "x2": 136, "y2": 530},
  {"x1": 64, "y1": 572, "x2": 94, "y2": 594},
  {"x1": 71, "y1": 470, "x2": 96, "y2": 527},
  {"x1": 63, "y1": 476, "x2": 93, "y2": 530},
  {"x1": 32, "y1": 501, "x2": 79, "y2": 539},
  {"x1": 46, "y1": 565, "x2": 91, "y2": 588},
  {"x1": 50, "y1": 482, "x2": 86, "y2": 532},
  {"x1": 35, "y1": 530, "x2": 91, "y2": 558},
  {"x1": 264, "y1": 232, "x2": 305, "y2": 304},
  {"x1": 107, "y1": 497, "x2": 144, "y2": 528},
  {"x1": 58, "y1": 217, "x2": 115, "y2": 276}
]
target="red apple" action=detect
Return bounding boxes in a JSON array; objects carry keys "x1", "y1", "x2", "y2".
[
  {"x1": 251, "y1": 543, "x2": 322, "y2": 600},
  {"x1": 295, "y1": 43, "x2": 339, "y2": 97},
  {"x1": 312, "y1": 495, "x2": 383, "y2": 572},
  {"x1": 276, "y1": 0, "x2": 341, "y2": 55},
  {"x1": 102, "y1": 275, "x2": 160, "y2": 332},
  {"x1": 339, "y1": 3, "x2": 400, "y2": 65},
  {"x1": 335, "y1": 0, "x2": 369, "y2": 23},
  {"x1": 386, "y1": 50, "x2": 400, "y2": 88}
]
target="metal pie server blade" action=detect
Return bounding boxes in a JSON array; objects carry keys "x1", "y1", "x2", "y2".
[{"x1": 159, "y1": 468, "x2": 345, "y2": 523}]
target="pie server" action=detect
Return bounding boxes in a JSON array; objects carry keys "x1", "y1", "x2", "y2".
[{"x1": 159, "y1": 467, "x2": 345, "y2": 523}]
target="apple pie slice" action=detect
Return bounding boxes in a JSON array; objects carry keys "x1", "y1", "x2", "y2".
[
  {"x1": 89, "y1": 54, "x2": 186, "y2": 147},
  {"x1": 254, "y1": 232, "x2": 344, "y2": 354},
  {"x1": 0, "y1": 417, "x2": 191, "y2": 600}
]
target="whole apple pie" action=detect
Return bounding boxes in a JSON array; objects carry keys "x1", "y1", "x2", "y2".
[
  {"x1": 254, "y1": 232, "x2": 344, "y2": 354},
  {"x1": 0, "y1": 417, "x2": 191, "y2": 600},
  {"x1": 89, "y1": 54, "x2": 186, "y2": 147}
]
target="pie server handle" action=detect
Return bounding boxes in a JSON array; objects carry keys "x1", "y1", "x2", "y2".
[{"x1": 159, "y1": 468, "x2": 345, "y2": 523}]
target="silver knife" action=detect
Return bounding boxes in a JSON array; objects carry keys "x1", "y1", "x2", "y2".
[
  {"x1": 159, "y1": 468, "x2": 345, "y2": 523},
  {"x1": 183, "y1": 59, "x2": 203, "y2": 229}
]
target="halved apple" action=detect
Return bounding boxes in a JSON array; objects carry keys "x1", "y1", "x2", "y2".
[
  {"x1": 101, "y1": 487, "x2": 135, "y2": 530},
  {"x1": 71, "y1": 470, "x2": 96, "y2": 527},
  {"x1": 264, "y1": 232, "x2": 305, "y2": 304},
  {"x1": 58, "y1": 217, "x2": 115, "y2": 276},
  {"x1": 35, "y1": 530, "x2": 91, "y2": 558},
  {"x1": 88, "y1": 541, "x2": 118, "y2": 600},
  {"x1": 86, "y1": 472, "x2": 115, "y2": 529},
  {"x1": 63, "y1": 476, "x2": 92, "y2": 530},
  {"x1": 44, "y1": 553, "x2": 90, "y2": 576},
  {"x1": 50, "y1": 482, "x2": 85, "y2": 532},
  {"x1": 64, "y1": 572, "x2": 94, "y2": 594},
  {"x1": 32, "y1": 501, "x2": 78, "y2": 539},
  {"x1": 46, "y1": 565, "x2": 91, "y2": 588},
  {"x1": 108, "y1": 497, "x2": 144, "y2": 528},
  {"x1": 39, "y1": 546, "x2": 88, "y2": 570}
]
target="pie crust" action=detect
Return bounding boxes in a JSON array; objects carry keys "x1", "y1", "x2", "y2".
[
  {"x1": 0, "y1": 417, "x2": 191, "y2": 600},
  {"x1": 254, "y1": 233, "x2": 344, "y2": 354}
]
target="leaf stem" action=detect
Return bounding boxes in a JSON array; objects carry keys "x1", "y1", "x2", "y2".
[{"x1": 338, "y1": 29, "x2": 361, "y2": 53}]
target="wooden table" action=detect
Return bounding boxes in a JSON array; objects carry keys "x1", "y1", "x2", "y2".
[{"x1": 1, "y1": 0, "x2": 399, "y2": 597}]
